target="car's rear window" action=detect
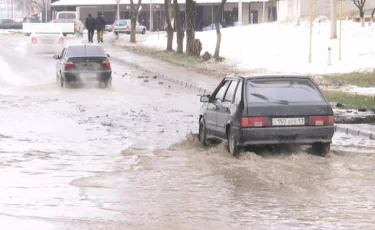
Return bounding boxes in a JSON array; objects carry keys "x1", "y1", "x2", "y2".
[
  {"x1": 66, "y1": 46, "x2": 106, "y2": 57},
  {"x1": 114, "y1": 20, "x2": 129, "y2": 26},
  {"x1": 246, "y1": 78, "x2": 325, "y2": 103},
  {"x1": 57, "y1": 13, "x2": 76, "y2": 19}
]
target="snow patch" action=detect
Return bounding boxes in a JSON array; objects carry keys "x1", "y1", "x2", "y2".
[{"x1": 121, "y1": 20, "x2": 375, "y2": 75}]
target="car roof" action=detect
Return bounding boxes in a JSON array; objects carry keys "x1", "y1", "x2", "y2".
[
  {"x1": 67, "y1": 44, "x2": 103, "y2": 48},
  {"x1": 225, "y1": 74, "x2": 312, "y2": 80}
]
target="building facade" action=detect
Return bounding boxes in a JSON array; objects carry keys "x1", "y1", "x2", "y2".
[
  {"x1": 51, "y1": 0, "x2": 280, "y2": 31},
  {"x1": 278, "y1": 0, "x2": 375, "y2": 21}
]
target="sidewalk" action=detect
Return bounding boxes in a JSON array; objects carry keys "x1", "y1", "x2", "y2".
[{"x1": 102, "y1": 42, "x2": 220, "y2": 95}]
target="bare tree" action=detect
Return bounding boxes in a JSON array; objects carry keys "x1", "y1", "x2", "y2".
[
  {"x1": 352, "y1": 0, "x2": 367, "y2": 27},
  {"x1": 185, "y1": 0, "x2": 201, "y2": 56},
  {"x1": 213, "y1": 0, "x2": 227, "y2": 59},
  {"x1": 173, "y1": 0, "x2": 184, "y2": 53},
  {"x1": 13, "y1": 0, "x2": 43, "y2": 15},
  {"x1": 130, "y1": 0, "x2": 142, "y2": 43},
  {"x1": 164, "y1": 0, "x2": 174, "y2": 51}
]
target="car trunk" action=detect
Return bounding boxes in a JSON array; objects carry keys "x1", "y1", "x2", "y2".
[
  {"x1": 68, "y1": 57, "x2": 107, "y2": 71},
  {"x1": 246, "y1": 103, "x2": 332, "y2": 117},
  {"x1": 34, "y1": 34, "x2": 62, "y2": 44}
]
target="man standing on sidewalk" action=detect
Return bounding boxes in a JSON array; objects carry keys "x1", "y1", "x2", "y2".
[
  {"x1": 85, "y1": 14, "x2": 95, "y2": 43},
  {"x1": 95, "y1": 12, "x2": 106, "y2": 43}
]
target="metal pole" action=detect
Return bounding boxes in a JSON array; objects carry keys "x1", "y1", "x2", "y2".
[
  {"x1": 117, "y1": 2, "x2": 120, "y2": 22},
  {"x1": 211, "y1": 4, "x2": 213, "y2": 27},
  {"x1": 150, "y1": 0, "x2": 153, "y2": 31},
  {"x1": 238, "y1": 0, "x2": 242, "y2": 23},
  {"x1": 308, "y1": 0, "x2": 314, "y2": 63},
  {"x1": 339, "y1": 0, "x2": 342, "y2": 60},
  {"x1": 45, "y1": 0, "x2": 48, "y2": 22}
]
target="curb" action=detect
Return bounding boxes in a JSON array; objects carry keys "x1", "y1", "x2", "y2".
[
  {"x1": 109, "y1": 55, "x2": 214, "y2": 95},
  {"x1": 335, "y1": 125, "x2": 374, "y2": 140}
]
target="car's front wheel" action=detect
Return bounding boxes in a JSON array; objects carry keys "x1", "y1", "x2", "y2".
[
  {"x1": 142, "y1": 28, "x2": 146, "y2": 34},
  {"x1": 199, "y1": 118, "x2": 208, "y2": 146},
  {"x1": 312, "y1": 142, "x2": 330, "y2": 157},
  {"x1": 228, "y1": 127, "x2": 240, "y2": 157}
]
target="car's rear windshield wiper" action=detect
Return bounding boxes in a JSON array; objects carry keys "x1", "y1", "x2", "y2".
[{"x1": 250, "y1": 93, "x2": 290, "y2": 105}]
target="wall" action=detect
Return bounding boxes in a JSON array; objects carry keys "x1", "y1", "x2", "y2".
[
  {"x1": 280, "y1": 0, "x2": 375, "y2": 21},
  {"x1": 249, "y1": 2, "x2": 269, "y2": 23}
]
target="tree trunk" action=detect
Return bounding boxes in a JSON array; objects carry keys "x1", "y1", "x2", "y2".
[
  {"x1": 214, "y1": 0, "x2": 227, "y2": 59},
  {"x1": 185, "y1": 0, "x2": 197, "y2": 55},
  {"x1": 330, "y1": 0, "x2": 337, "y2": 39},
  {"x1": 173, "y1": 0, "x2": 184, "y2": 53},
  {"x1": 130, "y1": 0, "x2": 142, "y2": 43},
  {"x1": 360, "y1": 9, "x2": 365, "y2": 27},
  {"x1": 371, "y1": 7, "x2": 375, "y2": 25},
  {"x1": 165, "y1": 0, "x2": 174, "y2": 51},
  {"x1": 130, "y1": 11, "x2": 137, "y2": 43}
]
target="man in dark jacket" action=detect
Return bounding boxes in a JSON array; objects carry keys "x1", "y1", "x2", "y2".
[
  {"x1": 95, "y1": 12, "x2": 106, "y2": 43},
  {"x1": 85, "y1": 14, "x2": 95, "y2": 43}
]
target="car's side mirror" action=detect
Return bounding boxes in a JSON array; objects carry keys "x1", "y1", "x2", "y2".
[
  {"x1": 200, "y1": 95, "x2": 210, "y2": 102},
  {"x1": 107, "y1": 54, "x2": 110, "y2": 58},
  {"x1": 53, "y1": 55, "x2": 60, "y2": 59}
]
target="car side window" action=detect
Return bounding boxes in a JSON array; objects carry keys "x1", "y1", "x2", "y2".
[
  {"x1": 234, "y1": 81, "x2": 243, "y2": 104},
  {"x1": 213, "y1": 80, "x2": 230, "y2": 103},
  {"x1": 224, "y1": 80, "x2": 239, "y2": 103}
]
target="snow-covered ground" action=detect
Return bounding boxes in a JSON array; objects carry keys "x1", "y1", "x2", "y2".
[{"x1": 129, "y1": 19, "x2": 375, "y2": 75}]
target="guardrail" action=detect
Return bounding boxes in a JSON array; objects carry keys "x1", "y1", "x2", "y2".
[{"x1": 335, "y1": 125, "x2": 374, "y2": 140}]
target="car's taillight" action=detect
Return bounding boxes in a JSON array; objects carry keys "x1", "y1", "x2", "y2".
[
  {"x1": 31, "y1": 37, "x2": 37, "y2": 44},
  {"x1": 74, "y1": 20, "x2": 77, "y2": 25},
  {"x1": 58, "y1": 37, "x2": 64, "y2": 44},
  {"x1": 64, "y1": 61, "x2": 75, "y2": 69},
  {"x1": 309, "y1": 115, "x2": 334, "y2": 126},
  {"x1": 112, "y1": 24, "x2": 114, "y2": 29},
  {"x1": 101, "y1": 60, "x2": 111, "y2": 68},
  {"x1": 241, "y1": 117, "x2": 268, "y2": 128}
]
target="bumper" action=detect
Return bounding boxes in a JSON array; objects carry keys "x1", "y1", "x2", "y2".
[
  {"x1": 29, "y1": 44, "x2": 64, "y2": 54},
  {"x1": 238, "y1": 126, "x2": 335, "y2": 146},
  {"x1": 62, "y1": 71, "x2": 111, "y2": 83}
]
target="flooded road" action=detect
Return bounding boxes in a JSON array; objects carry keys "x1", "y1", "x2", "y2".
[{"x1": 1, "y1": 35, "x2": 375, "y2": 230}]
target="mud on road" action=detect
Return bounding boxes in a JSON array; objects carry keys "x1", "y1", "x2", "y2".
[{"x1": 1, "y1": 35, "x2": 375, "y2": 230}]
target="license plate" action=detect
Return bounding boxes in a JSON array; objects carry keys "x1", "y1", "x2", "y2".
[
  {"x1": 272, "y1": 117, "x2": 305, "y2": 126},
  {"x1": 81, "y1": 73, "x2": 97, "y2": 79},
  {"x1": 41, "y1": 39, "x2": 54, "y2": 44}
]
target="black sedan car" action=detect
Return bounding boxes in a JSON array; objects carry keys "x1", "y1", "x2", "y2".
[
  {"x1": 199, "y1": 75, "x2": 335, "y2": 157},
  {"x1": 53, "y1": 44, "x2": 112, "y2": 88},
  {"x1": 0, "y1": 19, "x2": 22, "y2": 29}
]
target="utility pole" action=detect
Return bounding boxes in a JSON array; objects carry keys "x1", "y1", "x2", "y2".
[{"x1": 330, "y1": 0, "x2": 337, "y2": 39}]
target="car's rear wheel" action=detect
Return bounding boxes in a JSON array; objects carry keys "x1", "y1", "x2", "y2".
[
  {"x1": 199, "y1": 118, "x2": 208, "y2": 146},
  {"x1": 142, "y1": 28, "x2": 146, "y2": 34},
  {"x1": 228, "y1": 127, "x2": 240, "y2": 157},
  {"x1": 312, "y1": 142, "x2": 330, "y2": 157},
  {"x1": 60, "y1": 76, "x2": 65, "y2": 88},
  {"x1": 103, "y1": 78, "x2": 112, "y2": 88}
]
